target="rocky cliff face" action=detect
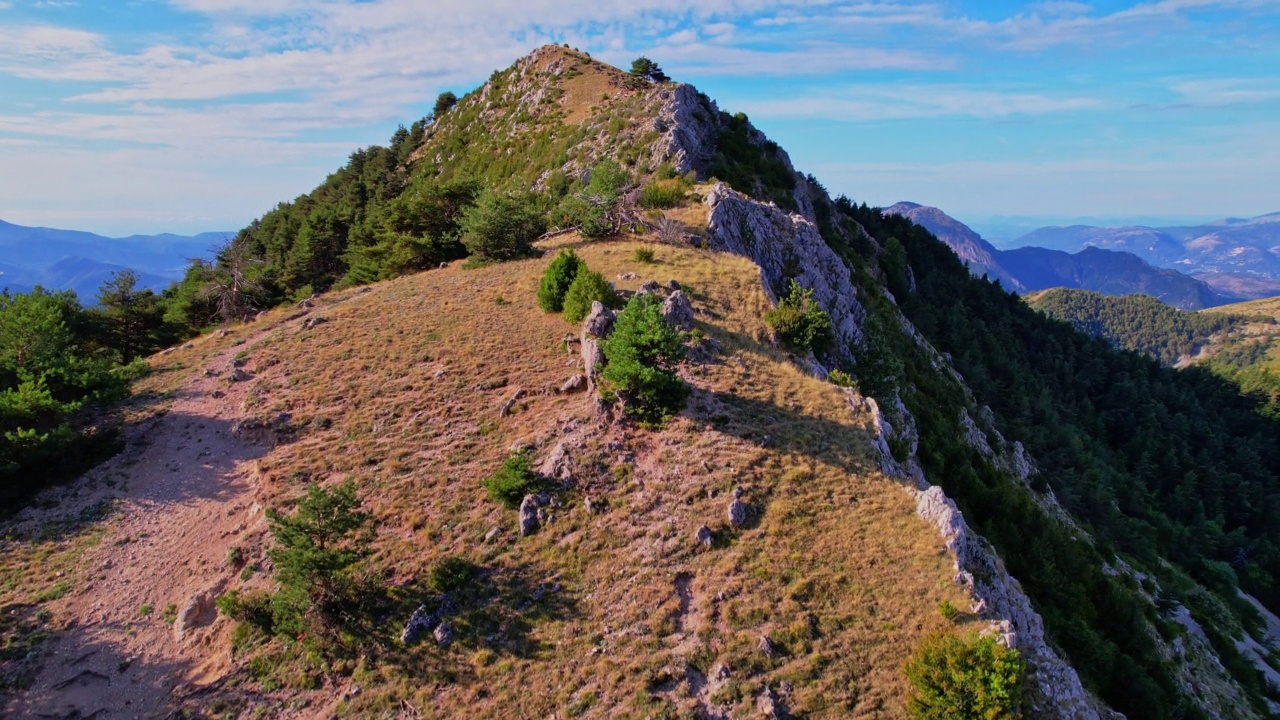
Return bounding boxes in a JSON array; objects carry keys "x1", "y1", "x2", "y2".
[{"x1": 703, "y1": 183, "x2": 866, "y2": 364}]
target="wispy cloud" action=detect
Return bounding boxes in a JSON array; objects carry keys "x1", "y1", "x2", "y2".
[{"x1": 737, "y1": 85, "x2": 1103, "y2": 121}]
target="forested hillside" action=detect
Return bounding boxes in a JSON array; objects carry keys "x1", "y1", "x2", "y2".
[
  {"x1": 820, "y1": 202, "x2": 1280, "y2": 718},
  {"x1": 1027, "y1": 288, "x2": 1263, "y2": 364},
  {"x1": 1027, "y1": 288, "x2": 1280, "y2": 419}
]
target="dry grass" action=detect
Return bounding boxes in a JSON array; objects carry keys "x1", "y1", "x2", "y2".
[{"x1": 104, "y1": 236, "x2": 971, "y2": 718}]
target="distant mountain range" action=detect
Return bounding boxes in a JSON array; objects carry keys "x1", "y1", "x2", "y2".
[
  {"x1": 1007, "y1": 212, "x2": 1280, "y2": 299},
  {"x1": 885, "y1": 202, "x2": 1238, "y2": 310},
  {"x1": 0, "y1": 219, "x2": 225, "y2": 302}
]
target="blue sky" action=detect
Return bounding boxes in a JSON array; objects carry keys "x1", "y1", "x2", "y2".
[{"x1": 0, "y1": 0, "x2": 1277, "y2": 235}]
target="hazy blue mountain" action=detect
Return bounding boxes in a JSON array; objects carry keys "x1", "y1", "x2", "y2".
[
  {"x1": 1008, "y1": 212, "x2": 1280, "y2": 296},
  {"x1": 887, "y1": 203, "x2": 1238, "y2": 310},
  {"x1": 0, "y1": 218, "x2": 225, "y2": 301},
  {"x1": 1015, "y1": 225, "x2": 1187, "y2": 264}
]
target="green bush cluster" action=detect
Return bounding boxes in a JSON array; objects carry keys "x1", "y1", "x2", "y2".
[
  {"x1": 482, "y1": 452, "x2": 539, "y2": 508},
  {"x1": 599, "y1": 294, "x2": 688, "y2": 426},
  {"x1": 764, "y1": 280, "x2": 834, "y2": 354},
  {"x1": 537, "y1": 249, "x2": 584, "y2": 312},
  {"x1": 553, "y1": 160, "x2": 630, "y2": 238},
  {"x1": 428, "y1": 556, "x2": 480, "y2": 594},
  {"x1": 563, "y1": 270, "x2": 621, "y2": 324},
  {"x1": 459, "y1": 190, "x2": 547, "y2": 262},
  {"x1": 637, "y1": 177, "x2": 690, "y2": 209},
  {"x1": 904, "y1": 631, "x2": 1024, "y2": 719}
]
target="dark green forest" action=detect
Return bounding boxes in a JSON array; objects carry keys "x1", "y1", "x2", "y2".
[
  {"x1": 826, "y1": 199, "x2": 1280, "y2": 718},
  {"x1": 1029, "y1": 288, "x2": 1280, "y2": 420},
  {"x1": 1028, "y1": 288, "x2": 1263, "y2": 364}
]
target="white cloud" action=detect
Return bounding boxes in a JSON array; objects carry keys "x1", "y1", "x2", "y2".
[{"x1": 736, "y1": 85, "x2": 1103, "y2": 121}]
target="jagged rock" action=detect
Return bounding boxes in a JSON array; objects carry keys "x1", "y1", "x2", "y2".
[
  {"x1": 230, "y1": 368, "x2": 250, "y2": 382},
  {"x1": 401, "y1": 605, "x2": 438, "y2": 645},
  {"x1": 705, "y1": 183, "x2": 867, "y2": 365},
  {"x1": 559, "y1": 374, "x2": 586, "y2": 394},
  {"x1": 666, "y1": 279, "x2": 680, "y2": 290},
  {"x1": 661, "y1": 290, "x2": 694, "y2": 331},
  {"x1": 174, "y1": 590, "x2": 215, "y2": 642},
  {"x1": 582, "y1": 337, "x2": 604, "y2": 390},
  {"x1": 519, "y1": 494, "x2": 540, "y2": 536},
  {"x1": 728, "y1": 489, "x2": 748, "y2": 528},
  {"x1": 637, "y1": 280, "x2": 660, "y2": 295},
  {"x1": 500, "y1": 388, "x2": 526, "y2": 417},
  {"x1": 539, "y1": 441, "x2": 573, "y2": 483},
  {"x1": 758, "y1": 686, "x2": 787, "y2": 720},
  {"x1": 694, "y1": 525, "x2": 714, "y2": 548},
  {"x1": 582, "y1": 301, "x2": 616, "y2": 338},
  {"x1": 757, "y1": 634, "x2": 775, "y2": 657},
  {"x1": 302, "y1": 316, "x2": 328, "y2": 330},
  {"x1": 909, "y1": 482, "x2": 1110, "y2": 719},
  {"x1": 433, "y1": 621, "x2": 455, "y2": 648}
]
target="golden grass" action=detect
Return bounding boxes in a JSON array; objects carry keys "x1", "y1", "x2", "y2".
[{"x1": 129, "y1": 236, "x2": 969, "y2": 718}]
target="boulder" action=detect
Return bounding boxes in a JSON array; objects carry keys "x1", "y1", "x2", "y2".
[
  {"x1": 559, "y1": 374, "x2": 586, "y2": 394},
  {"x1": 401, "y1": 605, "x2": 438, "y2": 645},
  {"x1": 582, "y1": 302, "x2": 616, "y2": 338},
  {"x1": 302, "y1": 316, "x2": 329, "y2": 330},
  {"x1": 694, "y1": 525, "x2": 714, "y2": 548},
  {"x1": 230, "y1": 368, "x2": 251, "y2": 382},
  {"x1": 174, "y1": 590, "x2": 216, "y2": 642},
  {"x1": 728, "y1": 489, "x2": 748, "y2": 528},
  {"x1": 661, "y1": 290, "x2": 694, "y2": 331},
  {"x1": 539, "y1": 442, "x2": 573, "y2": 483},
  {"x1": 434, "y1": 621, "x2": 455, "y2": 648},
  {"x1": 637, "y1": 280, "x2": 660, "y2": 295},
  {"x1": 666, "y1": 279, "x2": 681, "y2": 291},
  {"x1": 519, "y1": 494, "x2": 541, "y2": 536}
]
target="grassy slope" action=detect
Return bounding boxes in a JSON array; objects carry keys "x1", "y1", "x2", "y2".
[{"x1": 129, "y1": 231, "x2": 969, "y2": 718}]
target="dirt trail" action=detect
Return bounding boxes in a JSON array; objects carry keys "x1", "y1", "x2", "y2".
[{"x1": 5, "y1": 330, "x2": 276, "y2": 719}]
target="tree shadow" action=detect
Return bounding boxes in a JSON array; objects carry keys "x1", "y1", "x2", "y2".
[{"x1": 4, "y1": 626, "x2": 203, "y2": 719}]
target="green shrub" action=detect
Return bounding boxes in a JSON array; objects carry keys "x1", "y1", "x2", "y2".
[
  {"x1": 264, "y1": 481, "x2": 375, "y2": 631},
  {"x1": 904, "y1": 631, "x2": 1024, "y2": 720},
  {"x1": 563, "y1": 270, "x2": 621, "y2": 324},
  {"x1": 633, "y1": 247, "x2": 656, "y2": 264},
  {"x1": 429, "y1": 556, "x2": 480, "y2": 593},
  {"x1": 765, "y1": 280, "x2": 833, "y2": 354},
  {"x1": 482, "y1": 452, "x2": 538, "y2": 508},
  {"x1": 828, "y1": 369, "x2": 857, "y2": 388},
  {"x1": 538, "y1": 249, "x2": 583, "y2": 312},
  {"x1": 638, "y1": 178, "x2": 689, "y2": 209},
  {"x1": 553, "y1": 160, "x2": 630, "y2": 238},
  {"x1": 937, "y1": 599, "x2": 959, "y2": 621},
  {"x1": 600, "y1": 294, "x2": 688, "y2": 426},
  {"x1": 459, "y1": 190, "x2": 547, "y2": 262},
  {"x1": 216, "y1": 589, "x2": 275, "y2": 631}
]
